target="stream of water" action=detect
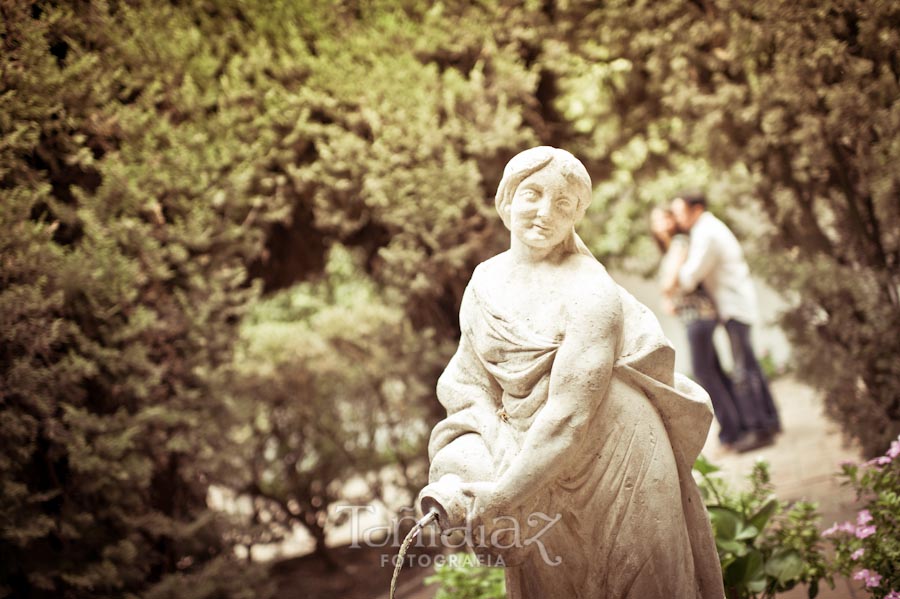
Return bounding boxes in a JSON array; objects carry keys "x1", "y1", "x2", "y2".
[{"x1": 389, "y1": 510, "x2": 438, "y2": 599}]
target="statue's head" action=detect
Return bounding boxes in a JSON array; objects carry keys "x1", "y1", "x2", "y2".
[{"x1": 495, "y1": 146, "x2": 593, "y2": 253}]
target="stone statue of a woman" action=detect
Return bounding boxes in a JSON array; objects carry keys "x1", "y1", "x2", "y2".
[{"x1": 418, "y1": 147, "x2": 724, "y2": 598}]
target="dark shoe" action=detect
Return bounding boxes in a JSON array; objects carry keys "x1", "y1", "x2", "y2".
[{"x1": 732, "y1": 431, "x2": 776, "y2": 453}]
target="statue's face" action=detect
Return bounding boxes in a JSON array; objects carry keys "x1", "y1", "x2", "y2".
[{"x1": 509, "y1": 166, "x2": 579, "y2": 249}]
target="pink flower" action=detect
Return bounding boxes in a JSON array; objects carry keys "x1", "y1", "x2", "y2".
[
  {"x1": 823, "y1": 521, "x2": 856, "y2": 537},
  {"x1": 856, "y1": 524, "x2": 877, "y2": 539},
  {"x1": 857, "y1": 510, "x2": 873, "y2": 526},
  {"x1": 851, "y1": 548, "x2": 865, "y2": 560},
  {"x1": 867, "y1": 455, "x2": 892, "y2": 466},
  {"x1": 853, "y1": 569, "x2": 883, "y2": 588},
  {"x1": 884, "y1": 591, "x2": 900, "y2": 599},
  {"x1": 888, "y1": 438, "x2": 900, "y2": 459}
]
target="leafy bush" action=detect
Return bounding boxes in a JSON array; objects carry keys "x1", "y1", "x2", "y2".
[
  {"x1": 425, "y1": 554, "x2": 505, "y2": 599},
  {"x1": 5, "y1": 0, "x2": 898, "y2": 594},
  {"x1": 694, "y1": 456, "x2": 829, "y2": 599},
  {"x1": 0, "y1": 1, "x2": 546, "y2": 592},
  {"x1": 226, "y1": 245, "x2": 451, "y2": 564},
  {"x1": 824, "y1": 435, "x2": 900, "y2": 598},
  {"x1": 533, "y1": 0, "x2": 900, "y2": 457},
  {"x1": 1, "y1": 2, "x2": 272, "y2": 596}
]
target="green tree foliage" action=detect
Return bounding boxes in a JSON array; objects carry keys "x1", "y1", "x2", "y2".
[
  {"x1": 1, "y1": 1, "x2": 551, "y2": 590},
  {"x1": 196, "y1": 0, "x2": 554, "y2": 570},
  {"x1": 536, "y1": 0, "x2": 900, "y2": 455},
  {"x1": 227, "y1": 245, "x2": 451, "y2": 565},
  {"x1": 718, "y1": 1, "x2": 900, "y2": 458},
  {"x1": 243, "y1": 1, "x2": 545, "y2": 332},
  {"x1": 1, "y1": 2, "x2": 275, "y2": 596},
  {"x1": 4, "y1": 0, "x2": 900, "y2": 594}
]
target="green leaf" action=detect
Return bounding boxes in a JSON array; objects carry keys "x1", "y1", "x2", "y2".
[
  {"x1": 716, "y1": 539, "x2": 748, "y2": 557},
  {"x1": 748, "y1": 496, "x2": 778, "y2": 531},
  {"x1": 708, "y1": 506, "x2": 743, "y2": 540},
  {"x1": 724, "y1": 548, "x2": 765, "y2": 589},
  {"x1": 735, "y1": 524, "x2": 760, "y2": 541},
  {"x1": 764, "y1": 548, "x2": 804, "y2": 585},
  {"x1": 694, "y1": 454, "x2": 721, "y2": 475},
  {"x1": 720, "y1": 554, "x2": 737, "y2": 571},
  {"x1": 748, "y1": 577, "x2": 767, "y2": 594}
]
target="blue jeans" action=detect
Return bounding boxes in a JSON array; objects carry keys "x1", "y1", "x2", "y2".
[
  {"x1": 686, "y1": 319, "x2": 745, "y2": 443},
  {"x1": 723, "y1": 319, "x2": 781, "y2": 434}
]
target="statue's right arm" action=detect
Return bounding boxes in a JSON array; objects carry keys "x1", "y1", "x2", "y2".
[
  {"x1": 484, "y1": 267, "x2": 623, "y2": 510},
  {"x1": 428, "y1": 278, "x2": 499, "y2": 461}
]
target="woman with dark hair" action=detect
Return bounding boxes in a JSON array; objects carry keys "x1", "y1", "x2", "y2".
[
  {"x1": 650, "y1": 207, "x2": 745, "y2": 448},
  {"x1": 418, "y1": 147, "x2": 723, "y2": 599}
]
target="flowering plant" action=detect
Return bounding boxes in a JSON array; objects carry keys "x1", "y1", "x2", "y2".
[
  {"x1": 824, "y1": 435, "x2": 900, "y2": 598},
  {"x1": 694, "y1": 456, "x2": 830, "y2": 599}
]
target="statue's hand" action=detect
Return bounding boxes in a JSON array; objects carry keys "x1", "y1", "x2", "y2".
[
  {"x1": 418, "y1": 475, "x2": 469, "y2": 530},
  {"x1": 460, "y1": 481, "x2": 534, "y2": 563},
  {"x1": 460, "y1": 481, "x2": 513, "y2": 525}
]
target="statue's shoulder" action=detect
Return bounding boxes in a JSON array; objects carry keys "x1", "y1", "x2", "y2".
[
  {"x1": 460, "y1": 253, "x2": 507, "y2": 315},
  {"x1": 469, "y1": 252, "x2": 510, "y2": 286},
  {"x1": 557, "y1": 254, "x2": 622, "y2": 324},
  {"x1": 552, "y1": 255, "x2": 623, "y2": 342},
  {"x1": 567, "y1": 252, "x2": 607, "y2": 275},
  {"x1": 564, "y1": 254, "x2": 617, "y2": 294}
]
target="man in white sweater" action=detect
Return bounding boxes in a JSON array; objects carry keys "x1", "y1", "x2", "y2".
[{"x1": 672, "y1": 192, "x2": 781, "y2": 452}]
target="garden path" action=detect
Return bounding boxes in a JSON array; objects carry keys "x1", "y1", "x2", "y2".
[{"x1": 703, "y1": 376, "x2": 864, "y2": 599}]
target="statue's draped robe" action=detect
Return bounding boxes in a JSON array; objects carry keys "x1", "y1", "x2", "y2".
[{"x1": 428, "y1": 269, "x2": 724, "y2": 599}]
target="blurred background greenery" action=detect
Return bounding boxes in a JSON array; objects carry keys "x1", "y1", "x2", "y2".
[{"x1": 1, "y1": 0, "x2": 898, "y2": 597}]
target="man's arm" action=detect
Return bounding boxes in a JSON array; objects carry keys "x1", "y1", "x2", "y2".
[
  {"x1": 678, "y1": 223, "x2": 717, "y2": 292},
  {"x1": 661, "y1": 239, "x2": 688, "y2": 295}
]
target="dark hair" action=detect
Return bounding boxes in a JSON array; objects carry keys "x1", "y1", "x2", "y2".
[
  {"x1": 652, "y1": 232, "x2": 668, "y2": 253},
  {"x1": 674, "y1": 191, "x2": 707, "y2": 209},
  {"x1": 650, "y1": 207, "x2": 673, "y2": 253}
]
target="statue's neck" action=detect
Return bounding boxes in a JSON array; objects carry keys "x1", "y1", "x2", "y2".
[{"x1": 509, "y1": 236, "x2": 572, "y2": 266}]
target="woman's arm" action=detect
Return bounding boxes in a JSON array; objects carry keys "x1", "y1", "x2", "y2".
[{"x1": 471, "y1": 267, "x2": 623, "y2": 512}]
